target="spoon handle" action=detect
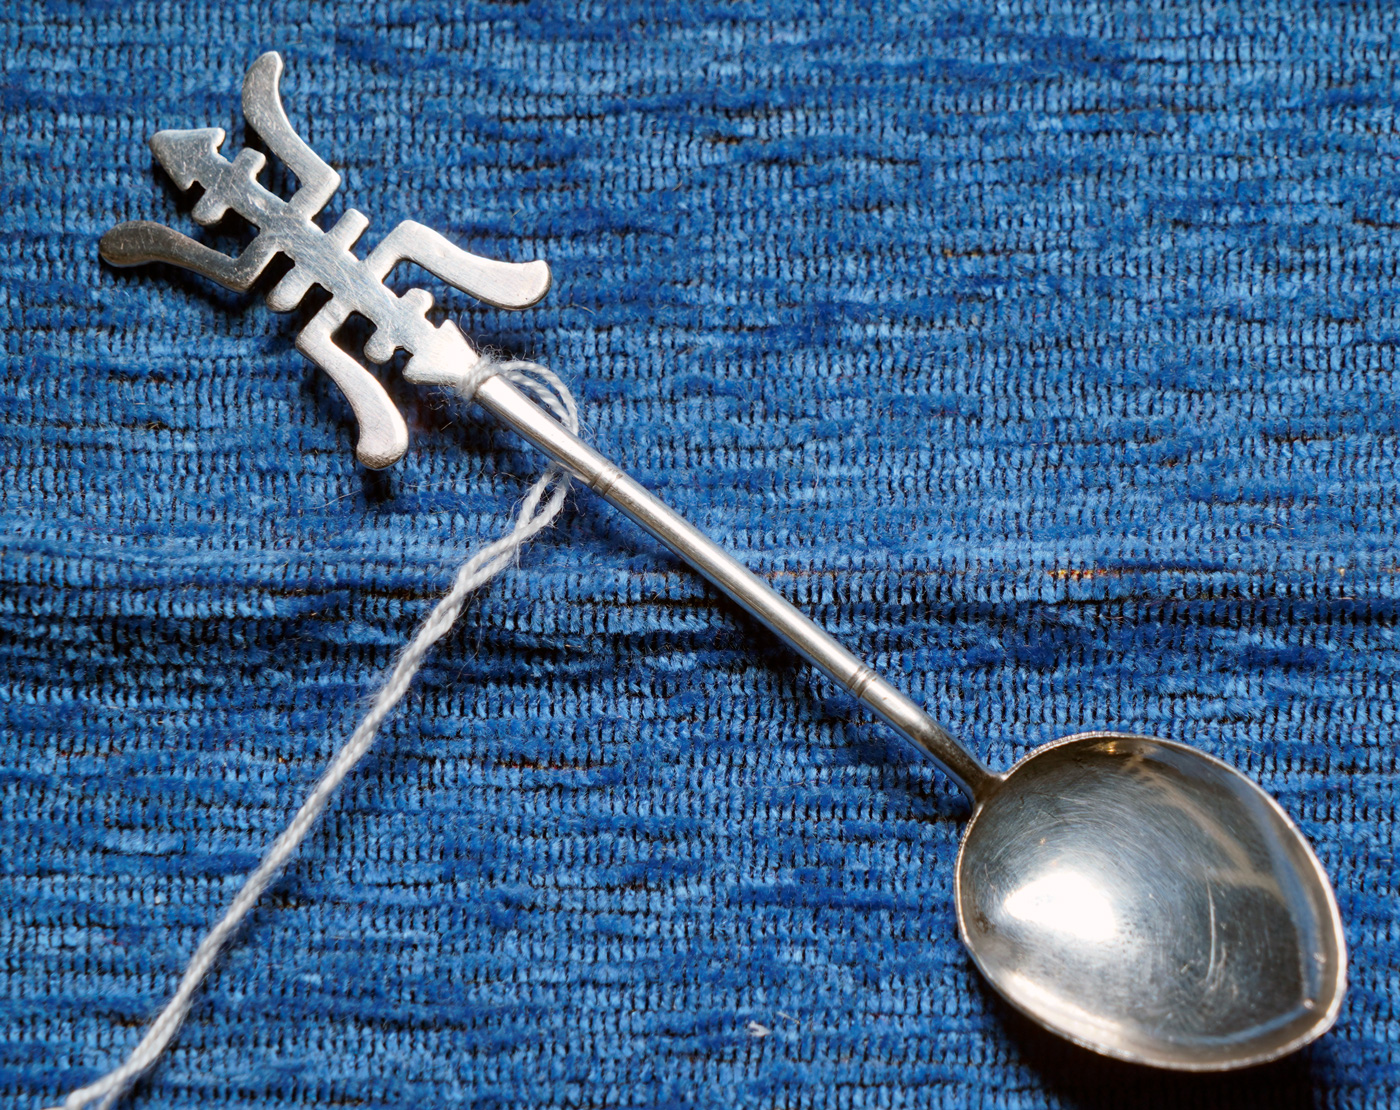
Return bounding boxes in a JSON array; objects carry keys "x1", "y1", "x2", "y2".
[{"x1": 472, "y1": 372, "x2": 1001, "y2": 802}]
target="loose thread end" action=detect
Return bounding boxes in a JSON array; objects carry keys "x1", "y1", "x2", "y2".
[{"x1": 44, "y1": 357, "x2": 582, "y2": 1110}]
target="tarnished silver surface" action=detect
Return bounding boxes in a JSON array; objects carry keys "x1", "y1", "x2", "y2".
[
  {"x1": 957, "y1": 732, "x2": 1346, "y2": 1069},
  {"x1": 103, "y1": 52, "x2": 1348, "y2": 1071},
  {"x1": 99, "y1": 52, "x2": 550, "y2": 469}
]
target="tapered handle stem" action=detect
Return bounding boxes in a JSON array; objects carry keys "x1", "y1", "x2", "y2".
[{"x1": 472, "y1": 374, "x2": 1001, "y2": 803}]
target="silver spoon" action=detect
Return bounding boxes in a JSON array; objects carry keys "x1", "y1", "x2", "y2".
[
  {"x1": 96, "y1": 50, "x2": 1346, "y2": 1071},
  {"x1": 473, "y1": 375, "x2": 1348, "y2": 1071}
]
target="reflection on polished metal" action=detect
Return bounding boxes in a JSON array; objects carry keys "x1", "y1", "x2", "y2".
[
  {"x1": 102, "y1": 52, "x2": 1347, "y2": 1071},
  {"x1": 958, "y1": 734, "x2": 1346, "y2": 1069}
]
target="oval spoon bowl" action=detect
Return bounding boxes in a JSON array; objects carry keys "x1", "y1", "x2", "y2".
[{"x1": 956, "y1": 732, "x2": 1346, "y2": 1071}]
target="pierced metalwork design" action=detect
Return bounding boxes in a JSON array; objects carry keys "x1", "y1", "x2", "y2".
[{"x1": 100, "y1": 51, "x2": 551, "y2": 468}]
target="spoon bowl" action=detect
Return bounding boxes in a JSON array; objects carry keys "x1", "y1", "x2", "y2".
[{"x1": 956, "y1": 732, "x2": 1346, "y2": 1070}]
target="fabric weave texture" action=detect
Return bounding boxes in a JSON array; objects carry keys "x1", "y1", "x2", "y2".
[{"x1": 2, "y1": 2, "x2": 1396, "y2": 1107}]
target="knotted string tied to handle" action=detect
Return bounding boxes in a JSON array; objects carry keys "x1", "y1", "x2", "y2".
[{"x1": 47, "y1": 356, "x2": 578, "y2": 1110}]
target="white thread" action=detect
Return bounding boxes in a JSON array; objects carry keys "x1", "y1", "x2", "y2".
[
  {"x1": 450, "y1": 355, "x2": 501, "y2": 404},
  {"x1": 46, "y1": 356, "x2": 578, "y2": 1110}
]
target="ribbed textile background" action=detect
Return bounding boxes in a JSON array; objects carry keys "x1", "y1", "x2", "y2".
[{"x1": 2, "y1": 2, "x2": 1396, "y2": 1107}]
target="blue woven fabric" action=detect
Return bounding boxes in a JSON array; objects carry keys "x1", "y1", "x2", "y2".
[{"x1": 3, "y1": 1, "x2": 1396, "y2": 1106}]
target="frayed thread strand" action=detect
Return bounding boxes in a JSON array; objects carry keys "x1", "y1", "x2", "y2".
[{"x1": 47, "y1": 356, "x2": 577, "y2": 1110}]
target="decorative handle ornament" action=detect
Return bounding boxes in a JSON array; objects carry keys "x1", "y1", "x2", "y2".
[{"x1": 100, "y1": 51, "x2": 551, "y2": 468}]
